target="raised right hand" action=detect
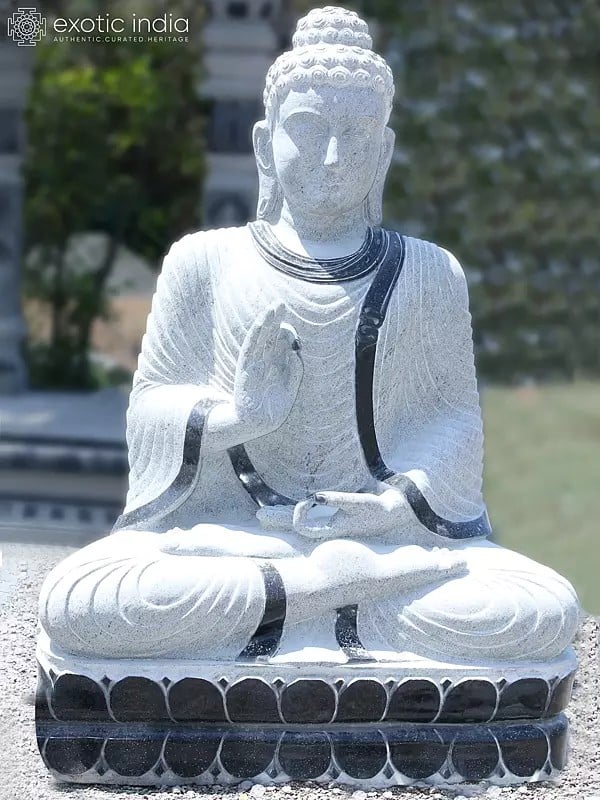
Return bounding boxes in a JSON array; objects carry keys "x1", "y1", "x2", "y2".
[{"x1": 234, "y1": 302, "x2": 303, "y2": 437}]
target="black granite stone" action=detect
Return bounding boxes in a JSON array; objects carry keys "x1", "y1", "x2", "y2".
[
  {"x1": 163, "y1": 730, "x2": 220, "y2": 777},
  {"x1": 35, "y1": 670, "x2": 53, "y2": 723},
  {"x1": 386, "y1": 679, "x2": 441, "y2": 723},
  {"x1": 439, "y1": 679, "x2": 497, "y2": 723},
  {"x1": 451, "y1": 727, "x2": 499, "y2": 780},
  {"x1": 168, "y1": 678, "x2": 226, "y2": 723},
  {"x1": 547, "y1": 673, "x2": 575, "y2": 716},
  {"x1": 335, "y1": 679, "x2": 387, "y2": 722},
  {"x1": 220, "y1": 729, "x2": 277, "y2": 778},
  {"x1": 43, "y1": 736, "x2": 102, "y2": 775},
  {"x1": 35, "y1": 688, "x2": 52, "y2": 722},
  {"x1": 104, "y1": 736, "x2": 163, "y2": 777},
  {"x1": 35, "y1": 676, "x2": 572, "y2": 786},
  {"x1": 238, "y1": 563, "x2": 287, "y2": 659},
  {"x1": 280, "y1": 679, "x2": 336, "y2": 724},
  {"x1": 388, "y1": 726, "x2": 447, "y2": 779},
  {"x1": 278, "y1": 731, "x2": 331, "y2": 779},
  {"x1": 334, "y1": 605, "x2": 372, "y2": 662},
  {"x1": 226, "y1": 678, "x2": 280, "y2": 723},
  {"x1": 497, "y1": 678, "x2": 549, "y2": 720},
  {"x1": 502, "y1": 724, "x2": 549, "y2": 777},
  {"x1": 549, "y1": 715, "x2": 569, "y2": 770},
  {"x1": 112, "y1": 404, "x2": 206, "y2": 533},
  {"x1": 52, "y1": 674, "x2": 110, "y2": 722},
  {"x1": 333, "y1": 729, "x2": 388, "y2": 779},
  {"x1": 109, "y1": 678, "x2": 168, "y2": 723}
]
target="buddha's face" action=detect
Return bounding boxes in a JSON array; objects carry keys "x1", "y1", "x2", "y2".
[{"x1": 269, "y1": 85, "x2": 388, "y2": 220}]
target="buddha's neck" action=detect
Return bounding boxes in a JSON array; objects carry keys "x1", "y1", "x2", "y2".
[{"x1": 271, "y1": 201, "x2": 368, "y2": 260}]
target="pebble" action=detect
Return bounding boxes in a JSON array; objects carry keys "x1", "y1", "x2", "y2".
[
  {"x1": 351, "y1": 792, "x2": 367, "y2": 800},
  {"x1": 249, "y1": 787, "x2": 266, "y2": 799}
]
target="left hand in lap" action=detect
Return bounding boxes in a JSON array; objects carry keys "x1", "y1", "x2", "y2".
[{"x1": 292, "y1": 488, "x2": 407, "y2": 540}]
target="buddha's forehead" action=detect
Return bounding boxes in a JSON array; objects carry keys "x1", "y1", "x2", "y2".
[{"x1": 275, "y1": 86, "x2": 387, "y2": 125}]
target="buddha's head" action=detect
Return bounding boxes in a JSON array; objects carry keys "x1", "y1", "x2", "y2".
[{"x1": 254, "y1": 6, "x2": 395, "y2": 228}]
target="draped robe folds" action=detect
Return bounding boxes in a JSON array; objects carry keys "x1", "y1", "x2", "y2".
[
  {"x1": 120, "y1": 225, "x2": 488, "y2": 540},
  {"x1": 40, "y1": 225, "x2": 580, "y2": 663}
]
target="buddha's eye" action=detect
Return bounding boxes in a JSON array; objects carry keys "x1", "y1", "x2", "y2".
[
  {"x1": 341, "y1": 117, "x2": 378, "y2": 138},
  {"x1": 283, "y1": 111, "x2": 328, "y2": 143}
]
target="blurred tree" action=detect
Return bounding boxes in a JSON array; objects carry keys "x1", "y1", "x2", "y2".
[
  {"x1": 23, "y1": 0, "x2": 206, "y2": 388},
  {"x1": 293, "y1": 0, "x2": 600, "y2": 382}
]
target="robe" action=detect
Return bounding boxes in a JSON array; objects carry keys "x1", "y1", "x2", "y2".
[{"x1": 118, "y1": 224, "x2": 489, "y2": 539}]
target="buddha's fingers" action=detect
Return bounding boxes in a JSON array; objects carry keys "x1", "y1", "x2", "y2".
[
  {"x1": 266, "y1": 322, "x2": 303, "y2": 385},
  {"x1": 313, "y1": 491, "x2": 365, "y2": 507},
  {"x1": 279, "y1": 321, "x2": 301, "y2": 352},
  {"x1": 239, "y1": 306, "x2": 277, "y2": 367},
  {"x1": 292, "y1": 497, "x2": 334, "y2": 539},
  {"x1": 293, "y1": 492, "x2": 397, "y2": 539},
  {"x1": 397, "y1": 545, "x2": 468, "y2": 591},
  {"x1": 256, "y1": 504, "x2": 295, "y2": 532}
]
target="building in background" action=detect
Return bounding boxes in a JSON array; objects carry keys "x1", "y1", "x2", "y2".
[
  {"x1": 0, "y1": 43, "x2": 29, "y2": 395},
  {"x1": 200, "y1": 0, "x2": 291, "y2": 228}
]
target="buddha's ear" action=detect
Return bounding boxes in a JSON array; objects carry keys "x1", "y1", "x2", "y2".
[
  {"x1": 253, "y1": 120, "x2": 273, "y2": 171},
  {"x1": 253, "y1": 120, "x2": 282, "y2": 221},
  {"x1": 364, "y1": 125, "x2": 395, "y2": 226}
]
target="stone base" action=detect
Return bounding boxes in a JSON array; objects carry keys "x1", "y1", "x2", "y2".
[
  {"x1": 35, "y1": 651, "x2": 576, "y2": 787},
  {"x1": 37, "y1": 717, "x2": 568, "y2": 787}
]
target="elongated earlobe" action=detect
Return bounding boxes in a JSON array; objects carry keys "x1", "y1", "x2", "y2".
[
  {"x1": 253, "y1": 120, "x2": 282, "y2": 222},
  {"x1": 364, "y1": 126, "x2": 395, "y2": 226},
  {"x1": 253, "y1": 120, "x2": 272, "y2": 171}
]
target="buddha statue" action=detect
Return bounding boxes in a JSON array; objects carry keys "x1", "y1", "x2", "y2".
[{"x1": 36, "y1": 7, "x2": 580, "y2": 788}]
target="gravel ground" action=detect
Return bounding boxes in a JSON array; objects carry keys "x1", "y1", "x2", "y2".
[{"x1": 1, "y1": 541, "x2": 599, "y2": 800}]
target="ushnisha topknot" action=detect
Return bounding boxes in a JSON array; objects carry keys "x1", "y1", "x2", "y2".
[
  {"x1": 293, "y1": 5, "x2": 372, "y2": 48},
  {"x1": 263, "y1": 6, "x2": 395, "y2": 121}
]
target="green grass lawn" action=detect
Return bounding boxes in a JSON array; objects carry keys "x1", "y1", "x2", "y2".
[{"x1": 482, "y1": 381, "x2": 600, "y2": 614}]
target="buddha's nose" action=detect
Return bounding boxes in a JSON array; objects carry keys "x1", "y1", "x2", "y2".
[{"x1": 323, "y1": 135, "x2": 339, "y2": 167}]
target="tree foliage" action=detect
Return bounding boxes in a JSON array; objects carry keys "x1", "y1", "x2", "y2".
[
  {"x1": 23, "y1": 1, "x2": 206, "y2": 388},
  {"x1": 366, "y1": 0, "x2": 600, "y2": 381}
]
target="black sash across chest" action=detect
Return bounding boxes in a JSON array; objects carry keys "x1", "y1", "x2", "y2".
[
  {"x1": 231, "y1": 230, "x2": 491, "y2": 540},
  {"x1": 114, "y1": 231, "x2": 490, "y2": 540}
]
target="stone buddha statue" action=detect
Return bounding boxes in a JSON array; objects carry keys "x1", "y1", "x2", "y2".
[{"x1": 37, "y1": 7, "x2": 580, "y2": 789}]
